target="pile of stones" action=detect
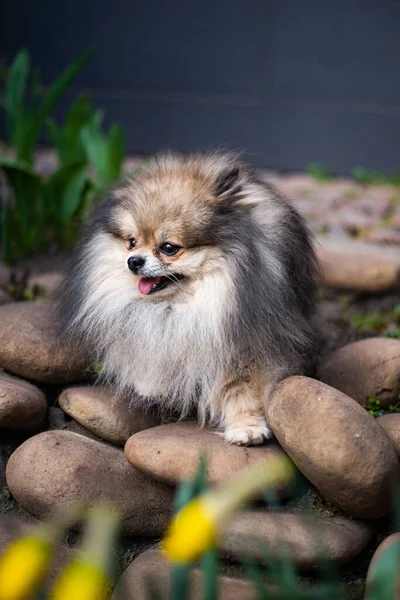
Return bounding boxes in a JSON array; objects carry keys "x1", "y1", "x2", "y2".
[{"x1": 0, "y1": 262, "x2": 399, "y2": 598}]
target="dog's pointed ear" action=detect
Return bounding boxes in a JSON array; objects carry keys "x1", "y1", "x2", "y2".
[{"x1": 214, "y1": 166, "x2": 242, "y2": 198}]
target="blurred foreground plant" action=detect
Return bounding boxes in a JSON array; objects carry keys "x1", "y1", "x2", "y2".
[
  {"x1": 0, "y1": 49, "x2": 126, "y2": 263},
  {"x1": 162, "y1": 453, "x2": 295, "y2": 564},
  {"x1": 0, "y1": 461, "x2": 399, "y2": 599},
  {"x1": 0, "y1": 503, "x2": 120, "y2": 600}
]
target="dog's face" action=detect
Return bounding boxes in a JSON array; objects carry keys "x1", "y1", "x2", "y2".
[{"x1": 97, "y1": 154, "x2": 249, "y2": 299}]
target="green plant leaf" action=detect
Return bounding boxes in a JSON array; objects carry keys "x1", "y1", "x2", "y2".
[
  {"x1": 306, "y1": 162, "x2": 332, "y2": 182},
  {"x1": 81, "y1": 121, "x2": 110, "y2": 189},
  {"x1": 4, "y1": 50, "x2": 30, "y2": 150},
  {"x1": 241, "y1": 556, "x2": 269, "y2": 600},
  {"x1": 81, "y1": 114, "x2": 125, "y2": 189},
  {"x1": 91, "y1": 108, "x2": 104, "y2": 130},
  {"x1": 170, "y1": 564, "x2": 192, "y2": 600},
  {"x1": 65, "y1": 95, "x2": 92, "y2": 133},
  {"x1": 201, "y1": 548, "x2": 219, "y2": 600},
  {"x1": 44, "y1": 160, "x2": 88, "y2": 221},
  {"x1": 364, "y1": 537, "x2": 400, "y2": 600},
  {"x1": 46, "y1": 118, "x2": 64, "y2": 155},
  {"x1": 0, "y1": 158, "x2": 43, "y2": 262},
  {"x1": 48, "y1": 95, "x2": 93, "y2": 164},
  {"x1": 17, "y1": 48, "x2": 94, "y2": 162},
  {"x1": 169, "y1": 457, "x2": 211, "y2": 600},
  {"x1": 108, "y1": 123, "x2": 126, "y2": 180}
]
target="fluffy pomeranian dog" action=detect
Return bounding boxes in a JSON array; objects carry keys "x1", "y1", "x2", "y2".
[{"x1": 59, "y1": 152, "x2": 318, "y2": 445}]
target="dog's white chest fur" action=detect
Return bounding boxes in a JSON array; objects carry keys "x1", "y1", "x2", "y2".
[{"x1": 97, "y1": 271, "x2": 232, "y2": 417}]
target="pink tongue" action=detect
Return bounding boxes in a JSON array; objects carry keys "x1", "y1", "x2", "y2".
[{"x1": 138, "y1": 277, "x2": 161, "y2": 295}]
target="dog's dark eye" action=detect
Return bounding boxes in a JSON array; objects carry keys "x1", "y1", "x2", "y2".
[
  {"x1": 160, "y1": 242, "x2": 180, "y2": 256},
  {"x1": 128, "y1": 238, "x2": 136, "y2": 249}
]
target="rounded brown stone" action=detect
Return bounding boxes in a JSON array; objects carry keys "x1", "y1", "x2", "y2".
[
  {"x1": 125, "y1": 422, "x2": 291, "y2": 494},
  {"x1": 112, "y1": 549, "x2": 269, "y2": 600},
  {"x1": 316, "y1": 246, "x2": 400, "y2": 292},
  {"x1": 0, "y1": 301, "x2": 88, "y2": 384},
  {"x1": 58, "y1": 385, "x2": 161, "y2": 446},
  {"x1": 317, "y1": 338, "x2": 400, "y2": 408},
  {"x1": 219, "y1": 511, "x2": 372, "y2": 567},
  {"x1": 0, "y1": 371, "x2": 47, "y2": 431},
  {"x1": 6, "y1": 431, "x2": 173, "y2": 535},
  {"x1": 47, "y1": 406, "x2": 102, "y2": 441},
  {"x1": 365, "y1": 533, "x2": 400, "y2": 599},
  {"x1": 267, "y1": 376, "x2": 399, "y2": 519},
  {"x1": 378, "y1": 413, "x2": 400, "y2": 456}
]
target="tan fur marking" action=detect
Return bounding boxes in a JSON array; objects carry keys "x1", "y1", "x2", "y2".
[{"x1": 217, "y1": 368, "x2": 271, "y2": 445}]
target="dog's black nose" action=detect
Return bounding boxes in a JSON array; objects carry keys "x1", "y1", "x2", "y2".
[{"x1": 127, "y1": 256, "x2": 146, "y2": 273}]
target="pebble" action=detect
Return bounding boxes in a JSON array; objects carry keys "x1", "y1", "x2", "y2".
[
  {"x1": 6, "y1": 431, "x2": 173, "y2": 535},
  {"x1": 219, "y1": 511, "x2": 372, "y2": 567},
  {"x1": 365, "y1": 533, "x2": 400, "y2": 599},
  {"x1": 58, "y1": 385, "x2": 161, "y2": 446},
  {"x1": 267, "y1": 376, "x2": 399, "y2": 519},
  {"x1": 125, "y1": 422, "x2": 291, "y2": 493},
  {"x1": 112, "y1": 549, "x2": 267, "y2": 600},
  {"x1": 317, "y1": 338, "x2": 400, "y2": 408},
  {"x1": 0, "y1": 371, "x2": 47, "y2": 431},
  {"x1": 316, "y1": 246, "x2": 400, "y2": 292},
  {"x1": 47, "y1": 406, "x2": 102, "y2": 441},
  {"x1": 378, "y1": 414, "x2": 400, "y2": 456},
  {"x1": 0, "y1": 302, "x2": 88, "y2": 384},
  {"x1": 366, "y1": 228, "x2": 400, "y2": 245}
]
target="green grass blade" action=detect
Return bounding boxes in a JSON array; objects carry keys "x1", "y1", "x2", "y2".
[
  {"x1": 201, "y1": 548, "x2": 219, "y2": 600},
  {"x1": 241, "y1": 555, "x2": 270, "y2": 600},
  {"x1": 168, "y1": 456, "x2": 212, "y2": 600},
  {"x1": 173, "y1": 478, "x2": 198, "y2": 516},
  {"x1": 19, "y1": 48, "x2": 94, "y2": 162},
  {"x1": 170, "y1": 563, "x2": 192, "y2": 600},
  {"x1": 173, "y1": 455, "x2": 209, "y2": 515},
  {"x1": 4, "y1": 49, "x2": 30, "y2": 149},
  {"x1": 193, "y1": 454, "x2": 209, "y2": 494}
]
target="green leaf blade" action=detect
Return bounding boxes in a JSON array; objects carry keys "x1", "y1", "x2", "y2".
[
  {"x1": 0, "y1": 158, "x2": 44, "y2": 262},
  {"x1": 44, "y1": 160, "x2": 88, "y2": 221},
  {"x1": 4, "y1": 50, "x2": 30, "y2": 150},
  {"x1": 19, "y1": 48, "x2": 94, "y2": 162}
]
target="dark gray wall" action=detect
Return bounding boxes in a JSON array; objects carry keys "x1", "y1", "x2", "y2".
[{"x1": 1, "y1": 0, "x2": 400, "y2": 171}]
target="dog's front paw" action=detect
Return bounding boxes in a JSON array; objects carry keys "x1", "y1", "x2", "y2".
[{"x1": 224, "y1": 425, "x2": 272, "y2": 446}]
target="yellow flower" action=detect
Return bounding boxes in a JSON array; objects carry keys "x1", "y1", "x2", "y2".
[
  {"x1": 162, "y1": 498, "x2": 217, "y2": 563},
  {"x1": 50, "y1": 505, "x2": 120, "y2": 600},
  {"x1": 162, "y1": 453, "x2": 295, "y2": 564},
  {"x1": 0, "y1": 535, "x2": 53, "y2": 600},
  {"x1": 50, "y1": 560, "x2": 112, "y2": 600}
]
